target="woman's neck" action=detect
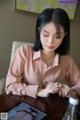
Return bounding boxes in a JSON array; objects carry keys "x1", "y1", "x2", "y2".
[
  {"x1": 41, "y1": 50, "x2": 55, "y2": 58},
  {"x1": 41, "y1": 50, "x2": 55, "y2": 67}
]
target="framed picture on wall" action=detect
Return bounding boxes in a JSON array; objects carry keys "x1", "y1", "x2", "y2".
[{"x1": 15, "y1": 0, "x2": 77, "y2": 20}]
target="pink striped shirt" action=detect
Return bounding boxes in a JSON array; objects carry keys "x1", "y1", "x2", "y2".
[{"x1": 5, "y1": 45, "x2": 80, "y2": 98}]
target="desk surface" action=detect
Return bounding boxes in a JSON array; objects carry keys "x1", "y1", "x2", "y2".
[{"x1": 0, "y1": 94, "x2": 80, "y2": 120}]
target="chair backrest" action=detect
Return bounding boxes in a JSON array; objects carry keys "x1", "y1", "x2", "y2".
[{"x1": 11, "y1": 41, "x2": 33, "y2": 60}]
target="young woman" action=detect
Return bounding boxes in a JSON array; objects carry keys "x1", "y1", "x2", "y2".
[{"x1": 5, "y1": 8, "x2": 80, "y2": 98}]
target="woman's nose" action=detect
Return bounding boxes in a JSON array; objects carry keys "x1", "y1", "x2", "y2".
[{"x1": 48, "y1": 37, "x2": 53, "y2": 44}]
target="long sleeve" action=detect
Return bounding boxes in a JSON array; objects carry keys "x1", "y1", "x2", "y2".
[
  {"x1": 66, "y1": 56, "x2": 80, "y2": 95},
  {"x1": 5, "y1": 45, "x2": 38, "y2": 98}
]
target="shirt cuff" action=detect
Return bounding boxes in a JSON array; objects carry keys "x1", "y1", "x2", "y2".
[{"x1": 25, "y1": 85, "x2": 39, "y2": 98}]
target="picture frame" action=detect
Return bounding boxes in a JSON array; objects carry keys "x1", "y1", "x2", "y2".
[{"x1": 15, "y1": 0, "x2": 77, "y2": 20}]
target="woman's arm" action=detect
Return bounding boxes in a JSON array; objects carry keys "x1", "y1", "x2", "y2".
[
  {"x1": 5, "y1": 45, "x2": 38, "y2": 98},
  {"x1": 58, "y1": 56, "x2": 80, "y2": 97},
  {"x1": 66, "y1": 56, "x2": 80, "y2": 96}
]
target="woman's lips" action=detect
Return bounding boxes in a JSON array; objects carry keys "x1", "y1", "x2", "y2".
[{"x1": 47, "y1": 45, "x2": 54, "y2": 49}]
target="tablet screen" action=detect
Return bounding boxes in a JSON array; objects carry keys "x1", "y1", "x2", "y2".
[{"x1": 7, "y1": 102, "x2": 47, "y2": 120}]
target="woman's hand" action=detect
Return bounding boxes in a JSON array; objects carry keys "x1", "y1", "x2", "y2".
[
  {"x1": 37, "y1": 82, "x2": 59, "y2": 97},
  {"x1": 46, "y1": 82, "x2": 59, "y2": 94},
  {"x1": 37, "y1": 82, "x2": 78, "y2": 98},
  {"x1": 58, "y1": 84, "x2": 70, "y2": 97},
  {"x1": 58, "y1": 84, "x2": 78, "y2": 97}
]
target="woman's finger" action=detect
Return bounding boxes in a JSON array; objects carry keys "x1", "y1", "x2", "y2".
[
  {"x1": 62, "y1": 87, "x2": 70, "y2": 97},
  {"x1": 58, "y1": 84, "x2": 70, "y2": 97}
]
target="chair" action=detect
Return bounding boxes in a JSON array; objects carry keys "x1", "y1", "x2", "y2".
[{"x1": 0, "y1": 41, "x2": 33, "y2": 94}]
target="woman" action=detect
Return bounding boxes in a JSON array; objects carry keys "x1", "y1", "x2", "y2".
[{"x1": 5, "y1": 8, "x2": 80, "y2": 98}]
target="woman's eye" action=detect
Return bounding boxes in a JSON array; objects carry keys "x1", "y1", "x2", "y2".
[
  {"x1": 55, "y1": 34, "x2": 60, "y2": 39},
  {"x1": 43, "y1": 34, "x2": 49, "y2": 37}
]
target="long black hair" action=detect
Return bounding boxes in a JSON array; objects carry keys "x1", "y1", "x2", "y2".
[{"x1": 33, "y1": 8, "x2": 70, "y2": 55}]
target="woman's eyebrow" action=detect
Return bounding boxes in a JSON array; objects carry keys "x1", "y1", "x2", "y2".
[
  {"x1": 42, "y1": 29, "x2": 49, "y2": 33},
  {"x1": 42, "y1": 29, "x2": 60, "y2": 34},
  {"x1": 42, "y1": 29, "x2": 63, "y2": 35}
]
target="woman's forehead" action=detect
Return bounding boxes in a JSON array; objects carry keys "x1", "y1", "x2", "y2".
[{"x1": 41, "y1": 22, "x2": 64, "y2": 33}]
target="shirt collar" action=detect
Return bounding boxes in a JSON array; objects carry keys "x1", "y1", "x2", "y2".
[
  {"x1": 33, "y1": 50, "x2": 41, "y2": 60},
  {"x1": 33, "y1": 50, "x2": 59, "y2": 67},
  {"x1": 52, "y1": 54, "x2": 59, "y2": 67}
]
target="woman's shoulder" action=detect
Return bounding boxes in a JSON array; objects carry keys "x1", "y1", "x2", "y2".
[
  {"x1": 15, "y1": 44, "x2": 33, "y2": 57},
  {"x1": 17, "y1": 44, "x2": 33, "y2": 52},
  {"x1": 60, "y1": 55, "x2": 74, "y2": 64},
  {"x1": 60, "y1": 55, "x2": 73, "y2": 60}
]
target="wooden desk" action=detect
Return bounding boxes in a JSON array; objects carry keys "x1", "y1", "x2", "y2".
[{"x1": 0, "y1": 94, "x2": 80, "y2": 120}]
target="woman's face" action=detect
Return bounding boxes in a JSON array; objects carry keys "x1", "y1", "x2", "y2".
[{"x1": 40, "y1": 22, "x2": 65, "y2": 53}]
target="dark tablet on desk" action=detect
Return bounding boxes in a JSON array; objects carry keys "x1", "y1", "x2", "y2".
[{"x1": 6, "y1": 102, "x2": 47, "y2": 120}]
